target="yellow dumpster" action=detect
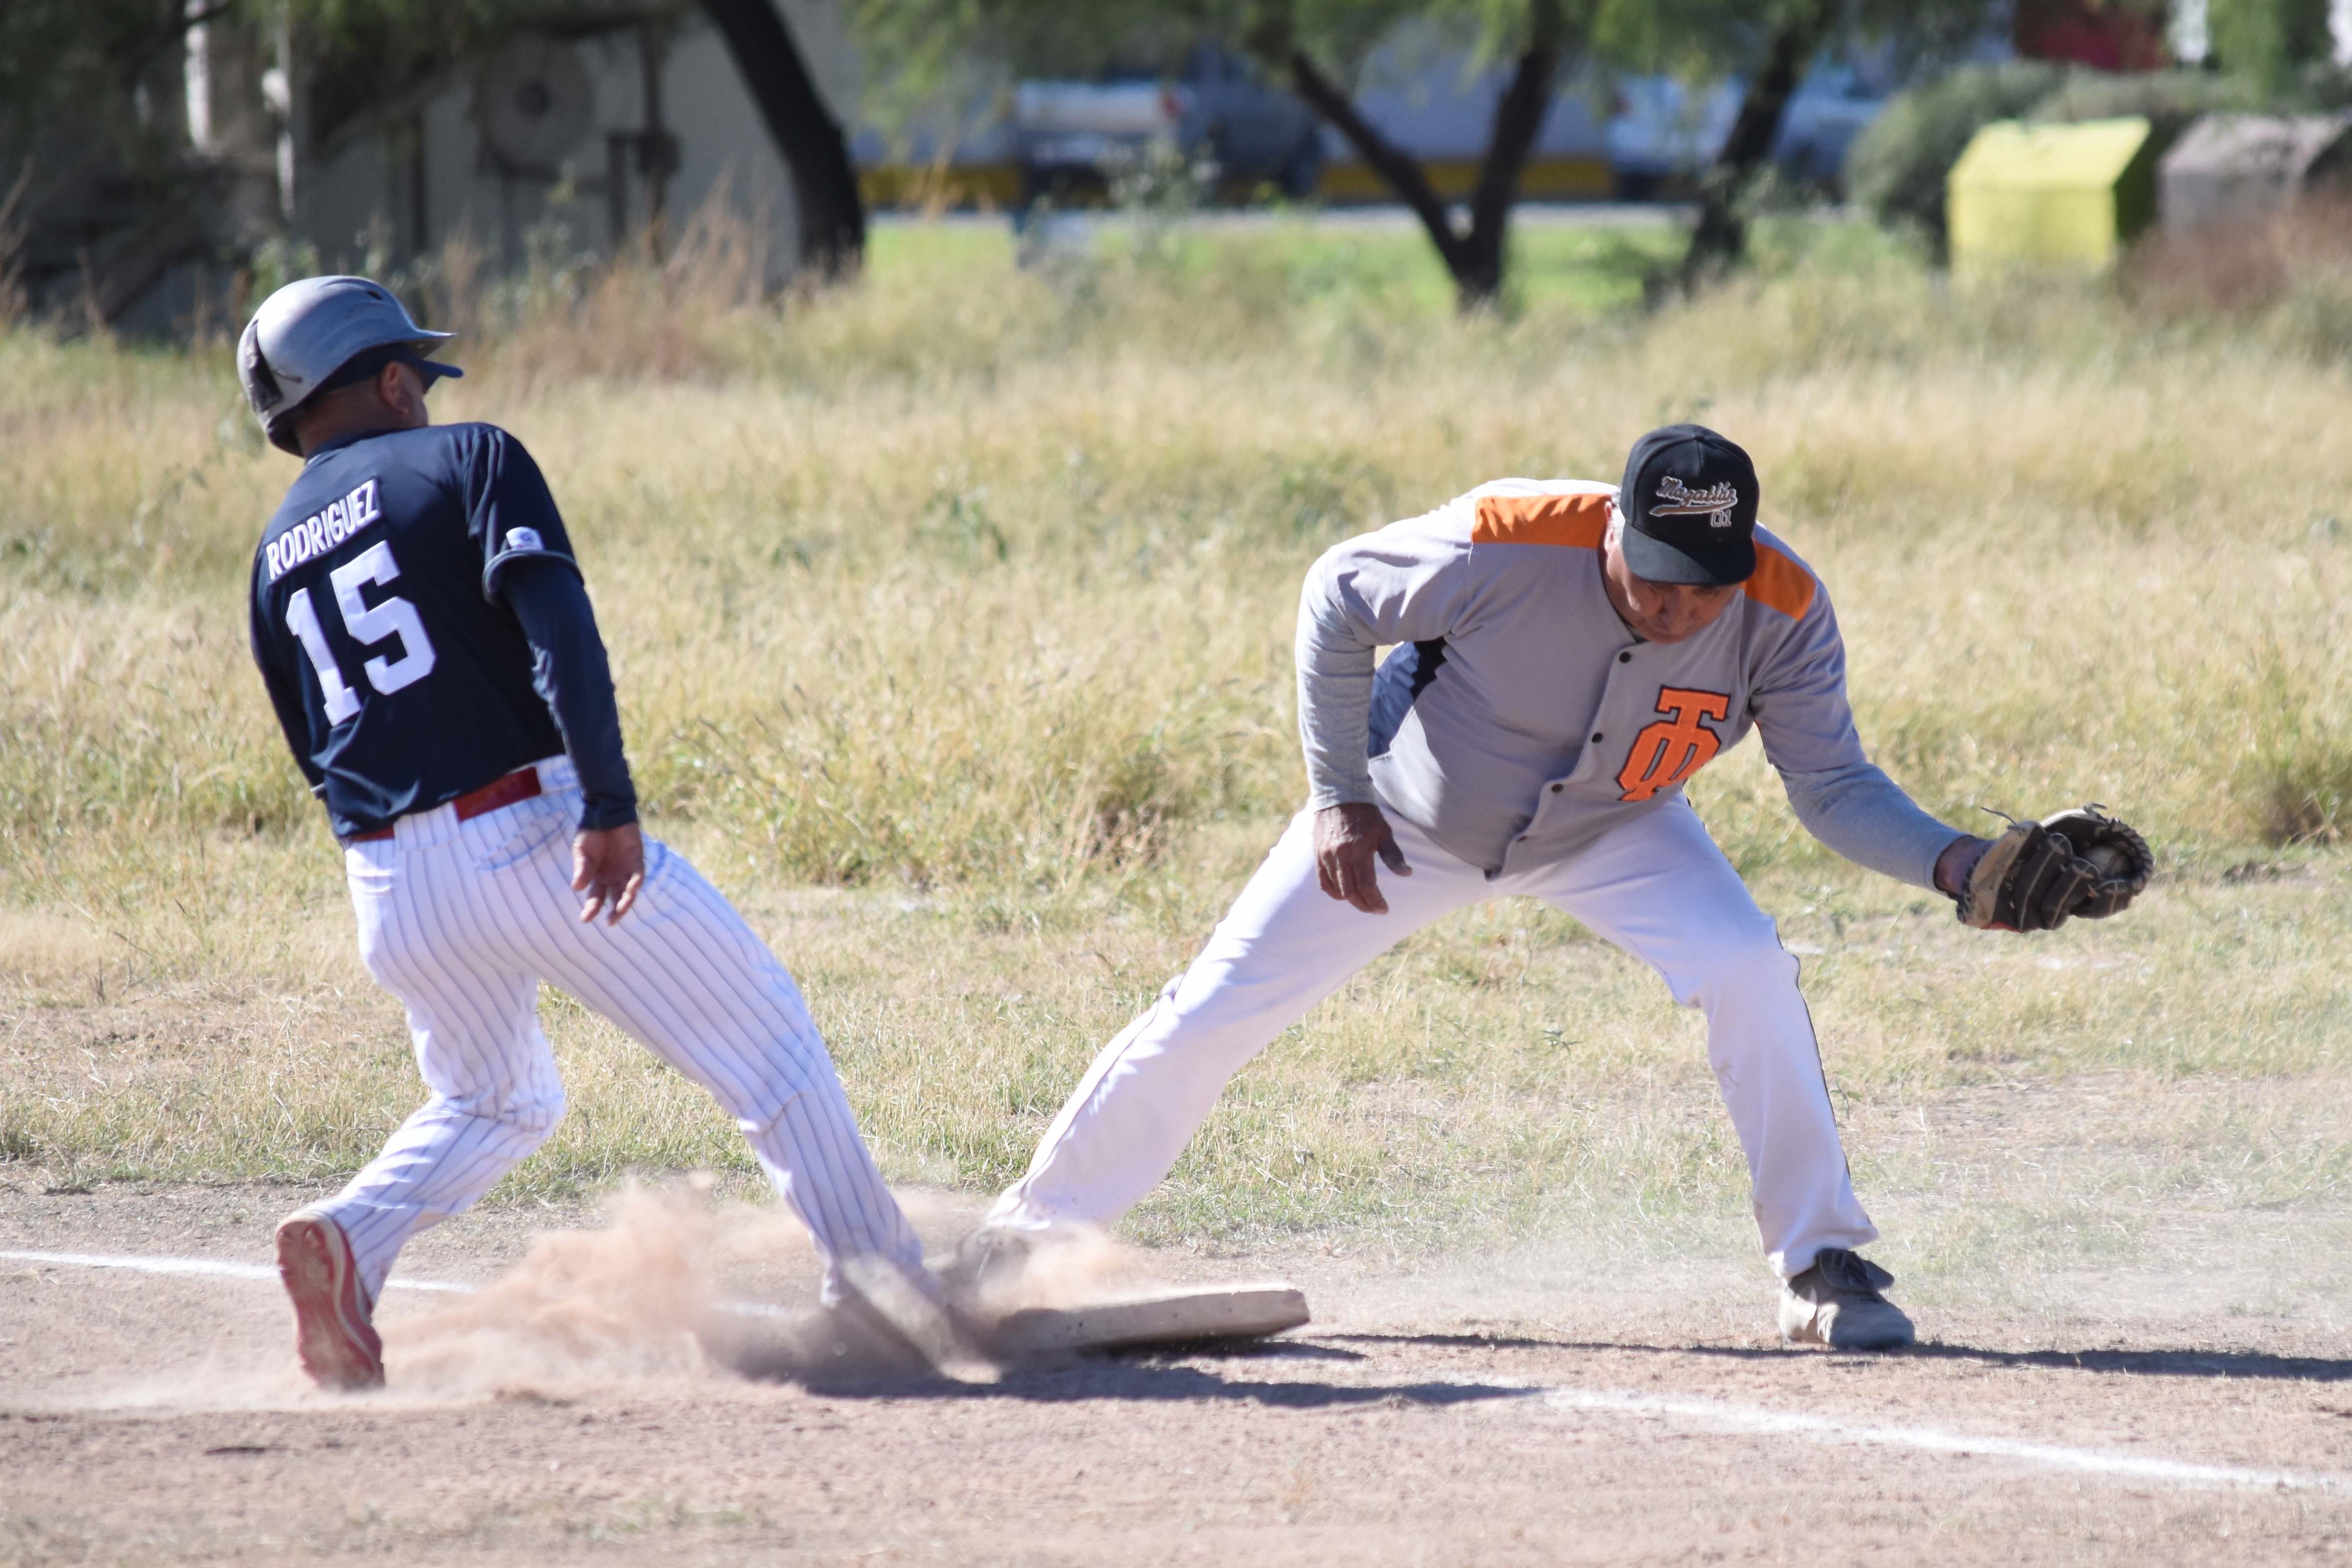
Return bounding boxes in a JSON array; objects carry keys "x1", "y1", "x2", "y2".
[{"x1": 1948, "y1": 117, "x2": 2157, "y2": 270}]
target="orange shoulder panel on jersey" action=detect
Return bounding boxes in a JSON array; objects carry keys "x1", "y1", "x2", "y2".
[
  {"x1": 1743, "y1": 540, "x2": 1817, "y2": 620},
  {"x1": 1470, "y1": 492, "x2": 1609, "y2": 549}
]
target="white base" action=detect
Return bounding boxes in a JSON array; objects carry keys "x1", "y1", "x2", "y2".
[{"x1": 988, "y1": 1284, "x2": 1311, "y2": 1357}]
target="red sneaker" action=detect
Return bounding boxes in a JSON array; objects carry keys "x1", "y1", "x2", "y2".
[{"x1": 274, "y1": 1210, "x2": 385, "y2": 1390}]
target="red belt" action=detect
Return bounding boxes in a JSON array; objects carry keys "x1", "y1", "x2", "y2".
[{"x1": 344, "y1": 767, "x2": 542, "y2": 845}]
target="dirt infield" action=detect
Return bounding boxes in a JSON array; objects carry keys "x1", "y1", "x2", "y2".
[{"x1": 4, "y1": 1185, "x2": 2351, "y2": 1565}]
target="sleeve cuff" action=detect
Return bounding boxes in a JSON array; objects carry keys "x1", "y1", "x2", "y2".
[
  {"x1": 1304, "y1": 780, "x2": 1379, "y2": 811},
  {"x1": 577, "y1": 796, "x2": 640, "y2": 832}
]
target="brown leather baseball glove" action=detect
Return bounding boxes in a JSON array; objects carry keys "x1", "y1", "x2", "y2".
[{"x1": 1954, "y1": 806, "x2": 2152, "y2": 932}]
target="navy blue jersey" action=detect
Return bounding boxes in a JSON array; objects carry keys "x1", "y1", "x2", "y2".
[{"x1": 248, "y1": 422, "x2": 584, "y2": 838}]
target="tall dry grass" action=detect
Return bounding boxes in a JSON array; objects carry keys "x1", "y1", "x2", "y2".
[{"x1": 5, "y1": 214, "x2": 2352, "y2": 1260}]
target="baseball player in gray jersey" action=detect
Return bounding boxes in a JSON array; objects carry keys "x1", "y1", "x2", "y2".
[{"x1": 963, "y1": 425, "x2": 2145, "y2": 1350}]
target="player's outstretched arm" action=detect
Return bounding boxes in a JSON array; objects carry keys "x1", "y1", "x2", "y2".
[
  {"x1": 503, "y1": 556, "x2": 643, "y2": 924},
  {"x1": 1747, "y1": 583, "x2": 1985, "y2": 891},
  {"x1": 1747, "y1": 575, "x2": 2155, "y2": 928}
]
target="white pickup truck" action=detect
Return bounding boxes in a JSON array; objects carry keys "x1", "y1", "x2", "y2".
[{"x1": 1012, "y1": 44, "x2": 1324, "y2": 205}]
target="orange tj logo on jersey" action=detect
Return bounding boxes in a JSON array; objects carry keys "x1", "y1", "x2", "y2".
[
  {"x1": 1650, "y1": 476, "x2": 1741, "y2": 527},
  {"x1": 1617, "y1": 686, "x2": 1732, "y2": 802}
]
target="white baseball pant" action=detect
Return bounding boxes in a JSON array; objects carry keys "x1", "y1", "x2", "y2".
[
  {"x1": 988, "y1": 796, "x2": 1877, "y2": 1278},
  {"x1": 324, "y1": 755, "x2": 924, "y2": 1305}
]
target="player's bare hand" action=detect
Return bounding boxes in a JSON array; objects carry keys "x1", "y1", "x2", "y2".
[
  {"x1": 572, "y1": 822, "x2": 646, "y2": 925},
  {"x1": 1315, "y1": 802, "x2": 1410, "y2": 915}
]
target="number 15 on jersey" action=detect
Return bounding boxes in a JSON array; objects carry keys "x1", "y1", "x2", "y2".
[{"x1": 285, "y1": 541, "x2": 438, "y2": 722}]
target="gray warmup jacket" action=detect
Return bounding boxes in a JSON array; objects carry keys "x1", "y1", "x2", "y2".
[{"x1": 1295, "y1": 478, "x2": 1963, "y2": 887}]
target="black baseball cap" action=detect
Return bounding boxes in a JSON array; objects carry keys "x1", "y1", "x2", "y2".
[{"x1": 1617, "y1": 424, "x2": 1759, "y2": 586}]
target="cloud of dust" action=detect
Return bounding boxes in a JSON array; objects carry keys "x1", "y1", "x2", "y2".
[
  {"x1": 382, "y1": 1182, "x2": 727, "y2": 1399},
  {"x1": 384, "y1": 1183, "x2": 1014, "y2": 1396},
  {"x1": 958, "y1": 1223, "x2": 1153, "y2": 1318},
  {"x1": 41, "y1": 1183, "x2": 965, "y2": 1413},
  {"x1": 41, "y1": 1184, "x2": 1294, "y2": 1414}
]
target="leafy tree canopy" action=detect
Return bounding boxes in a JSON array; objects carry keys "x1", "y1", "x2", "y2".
[{"x1": 846, "y1": 0, "x2": 1996, "y2": 103}]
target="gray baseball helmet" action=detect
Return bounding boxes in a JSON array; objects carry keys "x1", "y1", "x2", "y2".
[{"x1": 237, "y1": 275, "x2": 463, "y2": 454}]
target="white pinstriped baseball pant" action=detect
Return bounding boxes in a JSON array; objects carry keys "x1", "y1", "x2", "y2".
[
  {"x1": 326, "y1": 755, "x2": 923, "y2": 1306},
  {"x1": 989, "y1": 796, "x2": 1878, "y2": 1280}
]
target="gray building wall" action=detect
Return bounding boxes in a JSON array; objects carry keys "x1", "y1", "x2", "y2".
[{"x1": 295, "y1": 0, "x2": 847, "y2": 288}]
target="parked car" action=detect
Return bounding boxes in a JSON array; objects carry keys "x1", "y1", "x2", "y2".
[
  {"x1": 1606, "y1": 74, "x2": 1744, "y2": 199},
  {"x1": 1012, "y1": 43, "x2": 1323, "y2": 206},
  {"x1": 1772, "y1": 60, "x2": 1894, "y2": 186},
  {"x1": 1605, "y1": 59, "x2": 1895, "y2": 197}
]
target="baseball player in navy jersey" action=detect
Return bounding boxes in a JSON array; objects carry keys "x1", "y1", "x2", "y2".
[
  {"x1": 963, "y1": 425, "x2": 2143, "y2": 1350},
  {"x1": 239, "y1": 276, "x2": 953, "y2": 1389}
]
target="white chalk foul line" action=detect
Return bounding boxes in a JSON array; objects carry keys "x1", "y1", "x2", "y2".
[
  {"x1": 1524, "y1": 1386, "x2": 2350, "y2": 1496},
  {"x1": 7, "y1": 1249, "x2": 2345, "y2": 1494},
  {"x1": 0, "y1": 1249, "x2": 472, "y2": 1293},
  {"x1": 0, "y1": 1248, "x2": 795, "y2": 1318}
]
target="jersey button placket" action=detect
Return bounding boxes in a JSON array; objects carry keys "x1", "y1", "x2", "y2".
[{"x1": 1568, "y1": 646, "x2": 1637, "y2": 786}]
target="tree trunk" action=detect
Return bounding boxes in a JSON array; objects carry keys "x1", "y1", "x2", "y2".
[
  {"x1": 1457, "y1": 2, "x2": 1566, "y2": 305},
  {"x1": 1680, "y1": 2, "x2": 1834, "y2": 286},
  {"x1": 1284, "y1": 50, "x2": 1472, "y2": 282},
  {"x1": 694, "y1": 0, "x2": 863, "y2": 279},
  {"x1": 1284, "y1": 0, "x2": 1565, "y2": 311}
]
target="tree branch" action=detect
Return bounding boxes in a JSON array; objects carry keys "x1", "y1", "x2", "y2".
[
  {"x1": 1681, "y1": 0, "x2": 1834, "y2": 283},
  {"x1": 1284, "y1": 46, "x2": 1470, "y2": 279},
  {"x1": 696, "y1": 0, "x2": 864, "y2": 279}
]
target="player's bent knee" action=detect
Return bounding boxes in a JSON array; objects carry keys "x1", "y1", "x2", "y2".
[
  {"x1": 523, "y1": 1085, "x2": 568, "y2": 1138},
  {"x1": 431, "y1": 1084, "x2": 567, "y2": 1142}
]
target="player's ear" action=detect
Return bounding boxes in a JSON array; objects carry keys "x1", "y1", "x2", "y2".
[{"x1": 378, "y1": 362, "x2": 428, "y2": 427}]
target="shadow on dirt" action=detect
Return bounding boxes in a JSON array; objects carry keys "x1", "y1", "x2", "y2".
[
  {"x1": 970, "y1": 1362, "x2": 1531, "y2": 1411},
  {"x1": 724, "y1": 1326, "x2": 1528, "y2": 1407},
  {"x1": 1323, "y1": 1332, "x2": 2352, "y2": 1384},
  {"x1": 1910, "y1": 1344, "x2": 2352, "y2": 1383}
]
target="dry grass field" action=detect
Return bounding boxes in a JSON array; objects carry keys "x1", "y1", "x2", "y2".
[
  {"x1": 4, "y1": 210, "x2": 2352, "y2": 1277},
  {"x1": 8, "y1": 211, "x2": 2352, "y2": 1564}
]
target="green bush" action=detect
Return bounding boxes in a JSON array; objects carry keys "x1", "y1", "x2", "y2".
[
  {"x1": 2208, "y1": 0, "x2": 2335, "y2": 92},
  {"x1": 1846, "y1": 61, "x2": 2067, "y2": 249},
  {"x1": 2032, "y1": 68, "x2": 2263, "y2": 144}
]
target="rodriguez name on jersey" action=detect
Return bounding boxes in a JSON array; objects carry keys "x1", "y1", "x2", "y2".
[{"x1": 265, "y1": 478, "x2": 381, "y2": 582}]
